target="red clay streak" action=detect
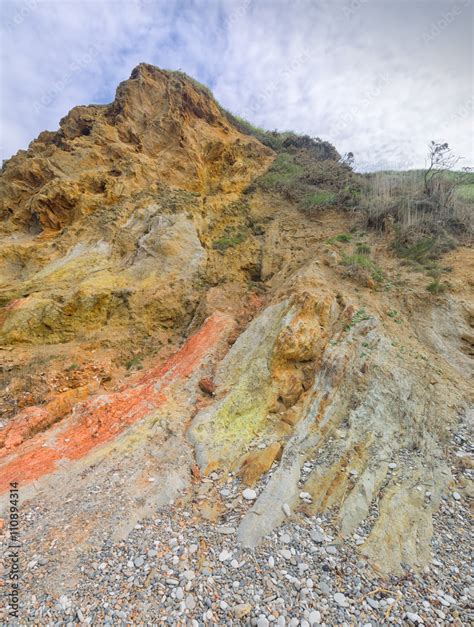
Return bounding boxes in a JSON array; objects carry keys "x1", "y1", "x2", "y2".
[{"x1": 0, "y1": 313, "x2": 234, "y2": 493}]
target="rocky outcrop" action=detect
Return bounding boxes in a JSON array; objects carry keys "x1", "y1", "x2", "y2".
[{"x1": 0, "y1": 64, "x2": 471, "y2": 583}]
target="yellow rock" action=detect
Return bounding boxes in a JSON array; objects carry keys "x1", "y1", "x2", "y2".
[{"x1": 238, "y1": 442, "x2": 282, "y2": 486}]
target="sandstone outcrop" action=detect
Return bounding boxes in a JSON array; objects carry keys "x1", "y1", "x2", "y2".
[{"x1": 0, "y1": 65, "x2": 471, "y2": 583}]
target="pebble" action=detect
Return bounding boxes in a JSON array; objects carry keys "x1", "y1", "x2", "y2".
[
  {"x1": 257, "y1": 617, "x2": 270, "y2": 627},
  {"x1": 217, "y1": 526, "x2": 235, "y2": 534},
  {"x1": 405, "y1": 611, "x2": 422, "y2": 623},
  {"x1": 388, "y1": 462, "x2": 397, "y2": 469},
  {"x1": 185, "y1": 594, "x2": 196, "y2": 610},
  {"x1": 219, "y1": 549, "x2": 232, "y2": 562},
  {"x1": 452, "y1": 492, "x2": 461, "y2": 501},
  {"x1": 319, "y1": 581, "x2": 331, "y2": 594},
  {"x1": 233, "y1": 603, "x2": 251, "y2": 618},
  {"x1": 282, "y1": 503, "x2": 291, "y2": 517},
  {"x1": 15, "y1": 415, "x2": 472, "y2": 627},
  {"x1": 243, "y1": 488, "x2": 257, "y2": 500},
  {"x1": 310, "y1": 530, "x2": 324, "y2": 543},
  {"x1": 334, "y1": 592, "x2": 349, "y2": 607}
]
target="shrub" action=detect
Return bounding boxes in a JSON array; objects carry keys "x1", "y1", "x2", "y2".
[
  {"x1": 426, "y1": 278, "x2": 447, "y2": 294},
  {"x1": 393, "y1": 233, "x2": 456, "y2": 271},
  {"x1": 358, "y1": 170, "x2": 473, "y2": 239}
]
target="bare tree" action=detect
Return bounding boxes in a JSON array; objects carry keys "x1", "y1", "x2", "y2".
[
  {"x1": 424, "y1": 141, "x2": 460, "y2": 196},
  {"x1": 340, "y1": 151, "x2": 355, "y2": 169}
]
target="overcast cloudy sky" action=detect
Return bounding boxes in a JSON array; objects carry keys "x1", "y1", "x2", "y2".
[{"x1": 1, "y1": 0, "x2": 472, "y2": 170}]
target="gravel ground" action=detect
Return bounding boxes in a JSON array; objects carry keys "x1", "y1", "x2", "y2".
[{"x1": 2, "y1": 421, "x2": 472, "y2": 626}]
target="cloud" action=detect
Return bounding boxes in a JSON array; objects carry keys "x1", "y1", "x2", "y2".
[{"x1": 1, "y1": 0, "x2": 472, "y2": 170}]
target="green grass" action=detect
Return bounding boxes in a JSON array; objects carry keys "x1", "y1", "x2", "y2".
[
  {"x1": 212, "y1": 226, "x2": 247, "y2": 252},
  {"x1": 344, "y1": 307, "x2": 371, "y2": 331},
  {"x1": 126, "y1": 355, "x2": 143, "y2": 370},
  {"x1": 327, "y1": 233, "x2": 352, "y2": 244},
  {"x1": 341, "y1": 253, "x2": 384, "y2": 282},
  {"x1": 426, "y1": 279, "x2": 447, "y2": 294},
  {"x1": 456, "y1": 183, "x2": 474, "y2": 201},
  {"x1": 393, "y1": 236, "x2": 456, "y2": 272},
  {"x1": 355, "y1": 242, "x2": 371, "y2": 255},
  {"x1": 300, "y1": 190, "x2": 337, "y2": 210},
  {"x1": 257, "y1": 152, "x2": 303, "y2": 189},
  {"x1": 65, "y1": 363, "x2": 79, "y2": 372}
]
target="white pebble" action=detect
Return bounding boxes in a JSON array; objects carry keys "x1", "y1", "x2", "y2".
[
  {"x1": 309, "y1": 609, "x2": 321, "y2": 624},
  {"x1": 334, "y1": 592, "x2": 349, "y2": 607},
  {"x1": 243, "y1": 488, "x2": 257, "y2": 500},
  {"x1": 219, "y1": 549, "x2": 232, "y2": 562}
]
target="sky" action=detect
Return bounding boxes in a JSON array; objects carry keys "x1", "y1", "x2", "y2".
[{"x1": 1, "y1": 0, "x2": 472, "y2": 171}]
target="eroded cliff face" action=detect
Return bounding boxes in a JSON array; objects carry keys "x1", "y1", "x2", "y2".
[{"x1": 0, "y1": 65, "x2": 472, "y2": 584}]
